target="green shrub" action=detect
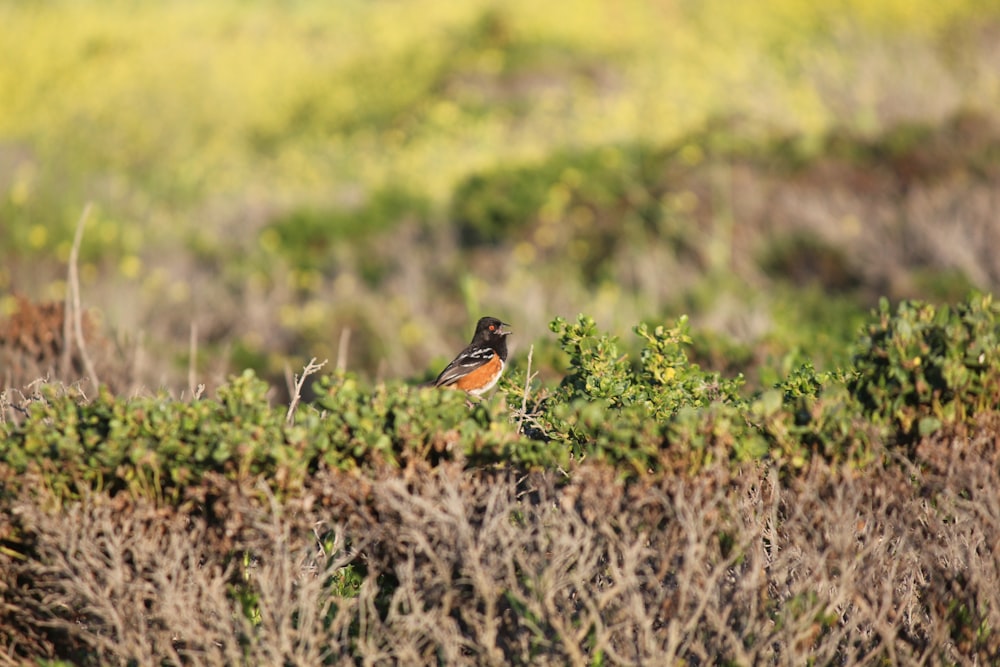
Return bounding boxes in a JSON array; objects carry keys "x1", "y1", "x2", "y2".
[
  {"x1": 520, "y1": 313, "x2": 880, "y2": 474},
  {"x1": 531, "y1": 315, "x2": 749, "y2": 472},
  {"x1": 760, "y1": 364, "x2": 876, "y2": 470},
  {"x1": 311, "y1": 373, "x2": 521, "y2": 469},
  {"x1": 2, "y1": 372, "x2": 286, "y2": 502},
  {"x1": 6, "y1": 293, "x2": 1000, "y2": 505},
  {"x1": 0, "y1": 370, "x2": 523, "y2": 504},
  {"x1": 547, "y1": 314, "x2": 744, "y2": 412},
  {"x1": 849, "y1": 292, "x2": 1000, "y2": 444},
  {"x1": 666, "y1": 401, "x2": 769, "y2": 472}
]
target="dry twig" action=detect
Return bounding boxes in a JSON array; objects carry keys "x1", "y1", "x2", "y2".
[
  {"x1": 516, "y1": 344, "x2": 537, "y2": 435},
  {"x1": 285, "y1": 357, "x2": 328, "y2": 424},
  {"x1": 188, "y1": 321, "x2": 204, "y2": 400}
]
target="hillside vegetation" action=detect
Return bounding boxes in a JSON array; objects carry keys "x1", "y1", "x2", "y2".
[
  {"x1": 2, "y1": 0, "x2": 1000, "y2": 393},
  {"x1": 2, "y1": 1, "x2": 1000, "y2": 664}
]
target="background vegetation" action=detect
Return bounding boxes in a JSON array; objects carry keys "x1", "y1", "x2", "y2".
[
  {"x1": 3, "y1": 0, "x2": 1000, "y2": 392},
  {"x1": 2, "y1": 0, "x2": 1000, "y2": 664}
]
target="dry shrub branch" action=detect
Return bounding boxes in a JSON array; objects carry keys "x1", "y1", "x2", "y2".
[{"x1": 3, "y1": 423, "x2": 999, "y2": 665}]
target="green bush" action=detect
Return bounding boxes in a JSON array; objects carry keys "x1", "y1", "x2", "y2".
[
  {"x1": 0, "y1": 370, "x2": 523, "y2": 504},
  {"x1": 529, "y1": 315, "x2": 750, "y2": 472},
  {"x1": 5, "y1": 293, "x2": 1000, "y2": 506},
  {"x1": 849, "y1": 292, "x2": 1000, "y2": 444},
  {"x1": 547, "y1": 314, "x2": 745, "y2": 413},
  {"x1": 759, "y1": 364, "x2": 875, "y2": 471},
  {"x1": 311, "y1": 373, "x2": 522, "y2": 469}
]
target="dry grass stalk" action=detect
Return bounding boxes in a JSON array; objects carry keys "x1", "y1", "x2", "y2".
[
  {"x1": 61, "y1": 202, "x2": 99, "y2": 390},
  {"x1": 336, "y1": 328, "x2": 351, "y2": 375},
  {"x1": 188, "y1": 321, "x2": 205, "y2": 400}
]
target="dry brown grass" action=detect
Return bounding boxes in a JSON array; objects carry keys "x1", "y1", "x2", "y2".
[
  {"x1": 0, "y1": 294, "x2": 133, "y2": 401},
  {"x1": 2, "y1": 423, "x2": 999, "y2": 666}
]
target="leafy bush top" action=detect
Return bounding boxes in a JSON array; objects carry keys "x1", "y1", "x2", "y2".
[
  {"x1": 0, "y1": 371, "x2": 524, "y2": 504},
  {"x1": 850, "y1": 292, "x2": 1000, "y2": 443}
]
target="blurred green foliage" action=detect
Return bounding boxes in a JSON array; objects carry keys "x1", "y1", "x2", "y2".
[
  {"x1": 2, "y1": 0, "x2": 996, "y2": 262},
  {"x1": 262, "y1": 186, "x2": 431, "y2": 277},
  {"x1": 451, "y1": 143, "x2": 667, "y2": 283},
  {"x1": 452, "y1": 144, "x2": 659, "y2": 240}
]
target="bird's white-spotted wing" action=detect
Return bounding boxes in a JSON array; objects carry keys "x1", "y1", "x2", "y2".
[{"x1": 434, "y1": 346, "x2": 495, "y2": 387}]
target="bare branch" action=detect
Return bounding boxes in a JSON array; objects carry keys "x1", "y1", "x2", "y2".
[{"x1": 285, "y1": 357, "x2": 328, "y2": 424}]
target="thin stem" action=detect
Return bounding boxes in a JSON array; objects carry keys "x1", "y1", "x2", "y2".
[
  {"x1": 517, "y1": 344, "x2": 535, "y2": 435},
  {"x1": 64, "y1": 202, "x2": 99, "y2": 389}
]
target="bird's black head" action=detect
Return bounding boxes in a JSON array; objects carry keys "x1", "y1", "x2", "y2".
[
  {"x1": 474, "y1": 316, "x2": 510, "y2": 340},
  {"x1": 472, "y1": 316, "x2": 510, "y2": 360},
  {"x1": 472, "y1": 317, "x2": 510, "y2": 343}
]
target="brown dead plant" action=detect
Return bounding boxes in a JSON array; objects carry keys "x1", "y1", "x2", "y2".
[{"x1": 2, "y1": 426, "x2": 999, "y2": 665}]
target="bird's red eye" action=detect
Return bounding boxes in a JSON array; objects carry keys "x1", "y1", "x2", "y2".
[{"x1": 489, "y1": 324, "x2": 495, "y2": 331}]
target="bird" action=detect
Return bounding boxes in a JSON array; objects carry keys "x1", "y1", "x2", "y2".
[{"x1": 431, "y1": 316, "x2": 511, "y2": 396}]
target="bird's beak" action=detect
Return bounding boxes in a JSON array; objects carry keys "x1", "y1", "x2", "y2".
[{"x1": 500, "y1": 322, "x2": 512, "y2": 335}]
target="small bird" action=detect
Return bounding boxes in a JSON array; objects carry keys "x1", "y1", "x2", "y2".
[{"x1": 431, "y1": 316, "x2": 511, "y2": 396}]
